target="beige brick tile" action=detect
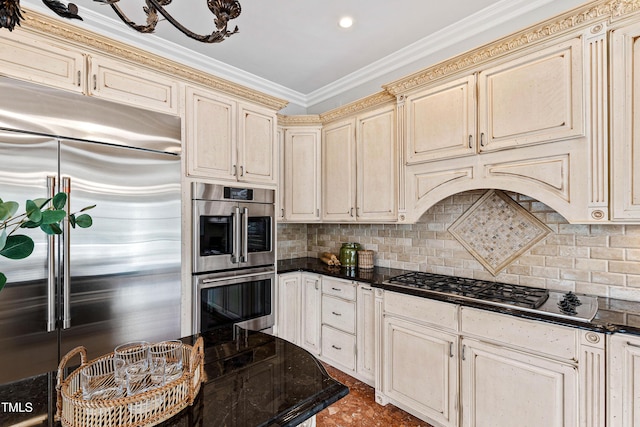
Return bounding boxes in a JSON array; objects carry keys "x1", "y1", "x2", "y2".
[
  {"x1": 530, "y1": 245, "x2": 558, "y2": 256},
  {"x1": 519, "y1": 276, "x2": 546, "y2": 288},
  {"x1": 628, "y1": 276, "x2": 640, "y2": 288},
  {"x1": 576, "y1": 235, "x2": 608, "y2": 247},
  {"x1": 472, "y1": 270, "x2": 497, "y2": 281},
  {"x1": 609, "y1": 261, "x2": 640, "y2": 275},
  {"x1": 610, "y1": 235, "x2": 640, "y2": 249},
  {"x1": 575, "y1": 282, "x2": 609, "y2": 297},
  {"x1": 609, "y1": 286, "x2": 640, "y2": 302},
  {"x1": 590, "y1": 224, "x2": 624, "y2": 235},
  {"x1": 559, "y1": 246, "x2": 589, "y2": 258},
  {"x1": 495, "y1": 273, "x2": 519, "y2": 285},
  {"x1": 545, "y1": 279, "x2": 574, "y2": 292},
  {"x1": 627, "y1": 249, "x2": 640, "y2": 261},
  {"x1": 545, "y1": 257, "x2": 573, "y2": 268},
  {"x1": 505, "y1": 264, "x2": 532, "y2": 276},
  {"x1": 590, "y1": 247, "x2": 625, "y2": 261},
  {"x1": 575, "y1": 258, "x2": 608, "y2": 272},
  {"x1": 516, "y1": 255, "x2": 546, "y2": 267},
  {"x1": 624, "y1": 225, "x2": 640, "y2": 235},
  {"x1": 433, "y1": 266, "x2": 455, "y2": 276},
  {"x1": 531, "y1": 266, "x2": 559, "y2": 279},
  {"x1": 591, "y1": 271, "x2": 626, "y2": 286},
  {"x1": 558, "y1": 224, "x2": 590, "y2": 235},
  {"x1": 544, "y1": 234, "x2": 576, "y2": 245},
  {"x1": 444, "y1": 257, "x2": 465, "y2": 268}
]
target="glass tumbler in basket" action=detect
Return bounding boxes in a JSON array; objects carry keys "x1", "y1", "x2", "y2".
[
  {"x1": 81, "y1": 357, "x2": 124, "y2": 400},
  {"x1": 114, "y1": 340, "x2": 150, "y2": 385},
  {"x1": 150, "y1": 340, "x2": 183, "y2": 382}
]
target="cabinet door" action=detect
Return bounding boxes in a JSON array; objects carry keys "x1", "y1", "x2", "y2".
[
  {"x1": 283, "y1": 127, "x2": 321, "y2": 221},
  {"x1": 405, "y1": 75, "x2": 476, "y2": 163},
  {"x1": 0, "y1": 30, "x2": 85, "y2": 93},
  {"x1": 322, "y1": 119, "x2": 356, "y2": 221},
  {"x1": 608, "y1": 334, "x2": 640, "y2": 427},
  {"x1": 356, "y1": 105, "x2": 397, "y2": 221},
  {"x1": 238, "y1": 103, "x2": 277, "y2": 184},
  {"x1": 611, "y1": 22, "x2": 640, "y2": 220},
  {"x1": 478, "y1": 37, "x2": 584, "y2": 152},
  {"x1": 356, "y1": 284, "x2": 375, "y2": 384},
  {"x1": 87, "y1": 55, "x2": 179, "y2": 114},
  {"x1": 185, "y1": 86, "x2": 237, "y2": 180},
  {"x1": 383, "y1": 316, "x2": 458, "y2": 427},
  {"x1": 277, "y1": 273, "x2": 300, "y2": 344},
  {"x1": 460, "y1": 338, "x2": 578, "y2": 427},
  {"x1": 300, "y1": 274, "x2": 321, "y2": 355}
]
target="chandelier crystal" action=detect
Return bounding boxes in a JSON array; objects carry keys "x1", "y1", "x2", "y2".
[{"x1": 0, "y1": 0, "x2": 242, "y2": 43}]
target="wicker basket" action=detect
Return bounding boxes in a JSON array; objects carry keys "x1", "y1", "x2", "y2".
[{"x1": 55, "y1": 337, "x2": 204, "y2": 427}]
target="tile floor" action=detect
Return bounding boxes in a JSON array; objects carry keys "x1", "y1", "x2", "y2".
[{"x1": 316, "y1": 363, "x2": 434, "y2": 427}]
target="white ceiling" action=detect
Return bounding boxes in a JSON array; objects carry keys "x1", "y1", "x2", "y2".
[{"x1": 21, "y1": 0, "x2": 589, "y2": 113}]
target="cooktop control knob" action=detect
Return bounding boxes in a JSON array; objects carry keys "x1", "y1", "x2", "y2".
[
  {"x1": 564, "y1": 291, "x2": 582, "y2": 306},
  {"x1": 558, "y1": 292, "x2": 581, "y2": 315}
]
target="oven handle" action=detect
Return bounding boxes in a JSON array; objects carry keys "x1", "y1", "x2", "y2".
[
  {"x1": 241, "y1": 207, "x2": 248, "y2": 263},
  {"x1": 231, "y1": 206, "x2": 241, "y2": 264},
  {"x1": 199, "y1": 270, "x2": 274, "y2": 285}
]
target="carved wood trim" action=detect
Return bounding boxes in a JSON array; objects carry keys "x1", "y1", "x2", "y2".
[
  {"x1": 319, "y1": 91, "x2": 395, "y2": 124},
  {"x1": 277, "y1": 114, "x2": 322, "y2": 127},
  {"x1": 17, "y1": 7, "x2": 289, "y2": 111},
  {"x1": 383, "y1": 0, "x2": 635, "y2": 95}
]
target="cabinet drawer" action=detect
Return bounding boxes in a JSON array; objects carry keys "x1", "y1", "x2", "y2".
[
  {"x1": 384, "y1": 291, "x2": 458, "y2": 331},
  {"x1": 460, "y1": 307, "x2": 578, "y2": 361},
  {"x1": 322, "y1": 277, "x2": 356, "y2": 301},
  {"x1": 321, "y1": 325, "x2": 356, "y2": 371},
  {"x1": 322, "y1": 295, "x2": 356, "y2": 334}
]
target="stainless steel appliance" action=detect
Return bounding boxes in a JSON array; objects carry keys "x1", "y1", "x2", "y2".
[
  {"x1": 383, "y1": 271, "x2": 598, "y2": 322},
  {"x1": 191, "y1": 183, "x2": 275, "y2": 334},
  {"x1": 0, "y1": 77, "x2": 182, "y2": 385},
  {"x1": 192, "y1": 182, "x2": 275, "y2": 273},
  {"x1": 193, "y1": 267, "x2": 275, "y2": 333}
]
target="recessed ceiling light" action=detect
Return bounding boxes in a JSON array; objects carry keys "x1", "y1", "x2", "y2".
[{"x1": 339, "y1": 16, "x2": 353, "y2": 29}]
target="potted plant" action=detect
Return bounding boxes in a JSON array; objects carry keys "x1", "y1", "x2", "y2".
[{"x1": 0, "y1": 192, "x2": 94, "y2": 291}]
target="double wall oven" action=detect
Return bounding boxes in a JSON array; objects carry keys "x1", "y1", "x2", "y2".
[{"x1": 192, "y1": 183, "x2": 275, "y2": 334}]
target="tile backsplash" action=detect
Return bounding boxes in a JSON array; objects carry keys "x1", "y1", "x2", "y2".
[{"x1": 277, "y1": 190, "x2": 640, "y2": 302}]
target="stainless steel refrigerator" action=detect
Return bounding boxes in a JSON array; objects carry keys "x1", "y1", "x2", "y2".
[{"x1": 0, "y1": 77, "x2": 182, "y2": 385}]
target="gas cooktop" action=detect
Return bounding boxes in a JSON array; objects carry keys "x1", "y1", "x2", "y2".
[{"x1": 383, "y1": 271, "x2": 598, "y2": 322}]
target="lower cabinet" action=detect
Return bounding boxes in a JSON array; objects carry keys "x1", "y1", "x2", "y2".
[
  {"x1": 608, "y1": 333, "x2": 640, "y2": 427},
  {"x1": 276, "y1": 273, "x2": 375, "y2": 386},
  {"x1": 382, "y1": 316, "x2": 458, "y2": 427},
  {"x1": 460, "y1": 337, "x2": 578, "y2": 427}
]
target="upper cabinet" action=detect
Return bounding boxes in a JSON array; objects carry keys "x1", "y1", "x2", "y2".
[
  {"x1": 405, "y1": 37, "x2": 584, "y2": 165},
  {"x1": 322, "y1": 102, "x2": 397, "y2": 222},
  {"x1": 477, "y1": 37, "x2": 584, "y2": 153},
  {"x1": 0, "y1": 30, "x2": 179, "y2": 115},
  {"x1": 185, "y1": 85, "x2": 277, "y2": 185},
  {"x1": 281, "y1": 124, "x2": 322, "y2": 222},
  {"x1": 611, "y1": 21, "x2": 640, "y2": 221}
]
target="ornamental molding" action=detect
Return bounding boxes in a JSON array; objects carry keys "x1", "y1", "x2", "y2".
[
  {"x1": 277, "y1": 114, "x2": 322, "y2": 127},
  {"x1": 319, "y1": 91, "x2": 395, "y2": 124},
  {"x1": 384, "y1": 0, "x2": 635, "y2": 95},
  {"x1": 18, "y1": 7, "x2": 288, "y2": 111}
]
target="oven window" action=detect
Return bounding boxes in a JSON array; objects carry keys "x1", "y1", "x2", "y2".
[
  {"x1": 200, "y1": 215, "x2": 234, "y2": 256},
  {"x1": 200, "y1": 280, "x2": 272, "y2": 331},
  {"x1": 247, "y1": 216, "x2": 271, "y2": 253}
]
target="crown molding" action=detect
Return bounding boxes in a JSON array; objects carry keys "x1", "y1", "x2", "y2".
[
  {"x1": 383, "y1": 0, "x2": 624, "y2": 95},
  {"x1": 277, "y1": 114, "x2": 323, "y2": 127},
  {"x1": 18, "y1": 5, "x2": 289, "y2": 111},
  {"x1": 319, "y1": 91, "x2": 396, "y2": 124}
]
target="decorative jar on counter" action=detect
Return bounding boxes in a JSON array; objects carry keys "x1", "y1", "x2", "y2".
[{"x1": 339, "y1": 243, "x2": 361, "y2": 268}]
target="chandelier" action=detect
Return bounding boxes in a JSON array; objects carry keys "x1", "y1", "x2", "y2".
[{"x1": 0, "y1": 0, "x2": 242, "y2": 43}]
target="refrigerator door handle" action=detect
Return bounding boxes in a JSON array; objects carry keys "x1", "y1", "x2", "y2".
[
  {"x1": 241, "y1": 207, "x2": 248, "y2": 263},
  {"x1": 47, "y1": 176, "x2": 57, "y2": 332},
  {"x1": 62, "y1": 176, "x2": 71, "y2": 329},
  {"x1": 231, "y1": 206, "x2": 241, "y2": 264}
]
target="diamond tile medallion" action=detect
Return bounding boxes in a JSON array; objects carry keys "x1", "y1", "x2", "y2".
[{"x1": 448, "y1": 190, "x2": 551, "y2": 276}]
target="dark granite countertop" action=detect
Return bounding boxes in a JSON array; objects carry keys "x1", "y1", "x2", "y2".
[
  {"x1": 278, "y1": 257, "x2": 640, "y2": 336},
  {"x1": 0, "y1": 327, "x2": 348, "y2": 427}
]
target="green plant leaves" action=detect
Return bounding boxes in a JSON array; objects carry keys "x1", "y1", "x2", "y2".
[
  {"x1": 0, "y1": 235, "x2": 35, "y2": 259},
  {"x1": 0, "y1": 229, "x2": 6, "y2": 251},
  {"x1": 71, "y1": 213, "x2": 93, "y2": 228},
  {"x1": 0, "y1": 201, "x2": 18, "y2": 222},
  {"x1": 53, "y1": 192, "x2": 67, "y2": 210},
  {"x1": 0, "y1": 273, "x2": 5, "y2": 293}
]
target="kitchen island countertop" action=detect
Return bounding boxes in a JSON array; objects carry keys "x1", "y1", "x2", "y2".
[{"x1": 0, "y1": 326, "x2": 348, "y2": 427}]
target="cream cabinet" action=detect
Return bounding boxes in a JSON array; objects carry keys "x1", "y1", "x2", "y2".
[
  {"x1": 186, "y1": 85, "x2": 277, "y2": 185},
  {"x1": 300, "y1": 273, "x2": 322, "y2": 355},
  {"x1": 404, "y1": 37, "x2": 583, "y2": 165},
  {"x1": 608, "y1": 333, "x2": 640, "y2": 427},
  {"x1": 378, "y1": 291, "x2": 459, "y2": 427},
  {"x1": 611, "y1": 21, "x2": 640, "y2": 221},
  {"x1": 356, "y1": 284, "x2": 375, "y2": 383},
  {"x1": 322, "y1": 104, "x2": 397, "y2": 222},
  {"x1": 321, "y1": 278, "x2": 357, "y2": 371},
  {"x1": 281, "y1": 126, "x2": 322, "y2": 222},
  {"x1": 276, "y1": 273, "x2": 301, "y2": 344},
  {"x1": 0, "y1": 30, "x2": 179, "y2": 114},
  {"x1": 460, "y1": 337, "x2": 578, "y2": 427}
]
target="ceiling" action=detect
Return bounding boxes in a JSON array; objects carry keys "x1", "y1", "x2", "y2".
[{"x1": 21, "y1": 0, "x2": 589, "y2": 113}]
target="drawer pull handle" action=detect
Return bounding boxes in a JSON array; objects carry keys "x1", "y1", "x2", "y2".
[
  {"x1": 331, "y1": 287, "x2": 342, "y2": 292},
  {"x1": 627, "y1": 341, "x2": 640, "y2": 349},
  {"x1": 449, "y1": 342, "x2": 454, "y2": 358},
  {"x1": 332, "y1": 311, "x2": 342, "y2": 316},
  {"x1": 331, "y1": 345, "x2": 342, "y2": 350}
]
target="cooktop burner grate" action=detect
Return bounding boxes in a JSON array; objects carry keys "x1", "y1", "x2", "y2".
[{"x1": 385, "y1": 271, "x2": 549, "y2": 309}]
